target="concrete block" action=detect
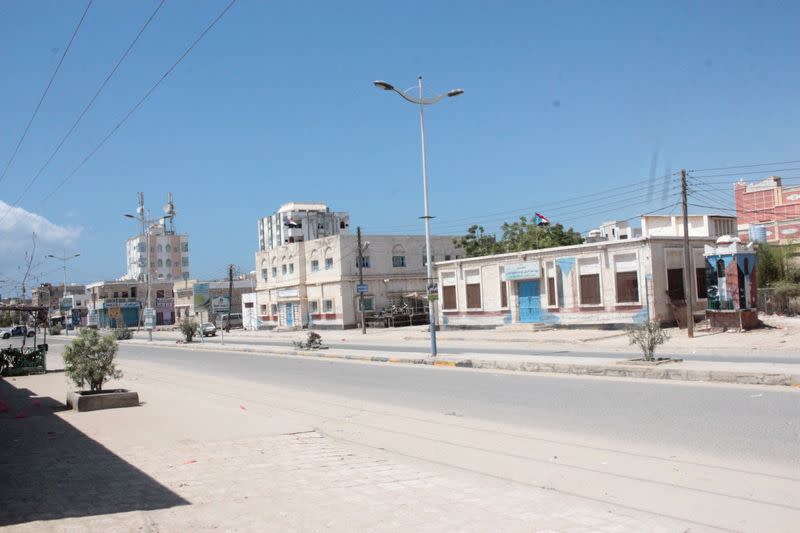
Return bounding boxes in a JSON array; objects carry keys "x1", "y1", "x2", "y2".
[{"x1": 66, "y1": 389, "x2": 139, "y2": 412}]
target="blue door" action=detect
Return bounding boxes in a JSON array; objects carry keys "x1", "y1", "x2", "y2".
[
  {"x1": 518, "y1": 281, "x2": 541, "y2": 323},
  {"x1": 284, "y1": 304, "x2": 293, "y2": 327}
]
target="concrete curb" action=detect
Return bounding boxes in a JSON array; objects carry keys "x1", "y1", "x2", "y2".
[{"x1": 115, "y1": 338, "x2": 800, "y2": 388}]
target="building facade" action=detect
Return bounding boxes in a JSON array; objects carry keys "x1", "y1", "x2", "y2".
[
  {"x1": 254, "y1": 234, "x2": 462, "y2": 329},
  {"x1": 125, "y1": 224, "x2": 190, "y2": 282},
  {"x1": 434, "y1": 214, "x2": 736, "y2": 329},
  {"x1": 86, "y1": 280, "x2": 176, "y2": 328},
  {"x1": 735, "y1": 176, "x2": 800, "y2": 243},
  {"x1": 173, "y1": 278, "x2": 256, "y2": 324},
  {"x1": 257, "y1": 202, "x2": 349, "y2": 252}
]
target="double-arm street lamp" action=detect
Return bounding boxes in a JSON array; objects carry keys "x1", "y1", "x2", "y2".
[
  {"x1": 373, "y1": 77, "x2": 463, "y2": 357},
  {"x1": 47, "y1": 251, "x2": 80, "y2": 335},
  {"x1": 124, "y1": 210, "x2": 172, "y2": 341}
]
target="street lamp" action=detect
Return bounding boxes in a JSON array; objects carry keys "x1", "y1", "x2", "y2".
[
  {"x1": 373, "y1": 76, "x2": 463, "y2": 357},
  {"x1": 47, "y1": 252, "x2": 80, "y2": 335},
  {"x1": 124, "y1": 211, "x2": 172, "y2": 341}
]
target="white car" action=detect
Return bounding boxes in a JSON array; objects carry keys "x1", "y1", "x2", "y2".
[{"x1": 1, "y1": 325, "x2": 35, "y2": 339}]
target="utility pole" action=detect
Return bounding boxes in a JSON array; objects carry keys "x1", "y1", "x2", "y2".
[
  {"x1": 225, "y1": 264, "x2": 234, "y2": 332},
  {"x1": 681, "y1": 170, "x2": 694, "y2": 338},
  {"x1": 47, "y1": 250, "x2": 80, "y2": 336},
  {"x1": 357, "y1": 227, "x2": 366, "y2": 334}
]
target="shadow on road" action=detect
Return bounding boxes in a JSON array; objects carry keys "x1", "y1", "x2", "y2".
[{"x1": 0, "y1": 377, "x2": 188, "y2": 526}]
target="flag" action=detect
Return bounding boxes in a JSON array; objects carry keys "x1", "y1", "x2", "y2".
[{"x1": 533, "y1": 212, "x2": 550, "y2": 226}]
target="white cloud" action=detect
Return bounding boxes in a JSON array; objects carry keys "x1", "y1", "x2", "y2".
[{"x1": 0, "y1": 200, "x2": 81, "y2": 282}]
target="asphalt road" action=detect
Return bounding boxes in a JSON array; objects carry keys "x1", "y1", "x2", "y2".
[
  {"x1": 143, "y1": 331, "x2": 799, "y2": 364},
  {"x1": 102, "y1": 340, "x2": 800, "y2": 468}
]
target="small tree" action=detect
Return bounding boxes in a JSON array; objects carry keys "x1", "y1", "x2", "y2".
[
  {"x1": 63, "y1": 329, "x2": 122, "y2": 392},
  {"x1": 49, "y1": 323, "x2": 63, "y2": 336},
  {"x1": 180, "y1": 319, "x2": 199, "y2": 342},
  {"x1": 114, "y1": 323, "x2": 133, "y2": 340},
  {"x1": 627, "y1": 320, "x2": 670, "y2": 361}
]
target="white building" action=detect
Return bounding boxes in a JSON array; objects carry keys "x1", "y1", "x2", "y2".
[
  {"x1": 640, "y1": 214, "x2": 737, "y2": 239},
  {"x1": 435, "y1": 214, "x2": 733, "y2": 329},
  {"x1": 124, "y1": 193, "x2": 190, "y2": 282},
  {"x1": 254, "y1": 233, "x2": 463, "y2": 329},
  {"x1": 257, "y1": 202, "x2": 349, "y2": 251}
]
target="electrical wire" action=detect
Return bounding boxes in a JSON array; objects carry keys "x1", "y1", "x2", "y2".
[
  {"x1": 6, "y1": 0, "x2": 166, "y2": 210},
  {"x1": 687, "y1": 159, "x2": 800, "y2": 173},
  {"x1": 0, "y1": 0, "x2": 93, "y2": 185},
  {"x1": 39, "y1": 0, "x2": 238, "y2": 203}
]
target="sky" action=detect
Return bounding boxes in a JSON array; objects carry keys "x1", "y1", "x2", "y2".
[{"x1": 0, "y1": 0, "x2": 798, "y2": 294}]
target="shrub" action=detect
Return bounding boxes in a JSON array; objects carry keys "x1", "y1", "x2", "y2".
[
  {"x1": 626, "y1": 320, "x2": 670, "y2": 361},
  {"x1": 63, "y1": 329, "x2": 122, "y2": 392},
  {"x1": 114, "y1": 324, "x2": 133, "y2": 340},
  {"x1": 49, "y1": 323, "x2": 62, "y2": 336},
  {"x1": 180, "y1": 320, "x2": 199, "y2": 342},
  {"x1": 293, "y1": 331, "x2": 323, "y2": 350}
]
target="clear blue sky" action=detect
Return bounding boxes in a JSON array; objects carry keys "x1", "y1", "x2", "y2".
[{"x1": 0, "y1": 0, "x2": 798, "y2": 288}]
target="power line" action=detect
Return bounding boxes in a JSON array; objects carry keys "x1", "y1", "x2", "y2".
[
  {"x1": 40, "y1": 0, "x2": 238, "y2": 203},
  {"x1": 690, "y1": 166, "x2": 800, "y2": 179},
  {"x1": 0, "y1": 0, "x2": 93, "y2": 185},
  {"x1": 6, "y1": 0, "x2": 166, "y2": 209},
  {"x1": 687, "y1": 159, "x2": 800, "y2": 173}
]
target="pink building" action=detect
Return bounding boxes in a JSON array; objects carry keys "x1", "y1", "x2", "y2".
[{"x1": 735, "y1": 176, "x2": 800, "y2": 243}]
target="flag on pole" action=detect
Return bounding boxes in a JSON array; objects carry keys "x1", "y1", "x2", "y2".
[{"x1": 533, "y1": 212, "x2": 550, "y2": 226}]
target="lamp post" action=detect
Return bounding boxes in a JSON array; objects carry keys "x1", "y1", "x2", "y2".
[
  {"x1": 373, "y1": 77, "x2": 463, "y2": 357},
  {"x1": 124, "y1": 211, "x2": 171, "y2": 341},
  {"x1": 47, "y1": 252, "x2": 80, "y2": 335}
]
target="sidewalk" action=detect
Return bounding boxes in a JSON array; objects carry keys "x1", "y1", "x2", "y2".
[
  {"x1": 1, "y1": 355, "x2": 695, "y2": 532},
  {"x1": 116, "y1": 335, "x2": 800, "y2": 387}
]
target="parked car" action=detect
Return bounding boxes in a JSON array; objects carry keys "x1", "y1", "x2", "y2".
[
  {"x1": 218, "y1": 313, "x2": 243, "y2": 329},
  {"x1": 201, "y1": 322, "x2": 217, "y2": 337},
  {"x1": 1, "y1": 325, "x2": 35, "y2": 339}
]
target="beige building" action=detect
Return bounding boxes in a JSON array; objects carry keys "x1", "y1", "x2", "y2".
[
  {"x1": 173, "y1": 278, "x2": 256, "y2": 324},
  {"x1": 86, "y1": 279, "x2": 176, "y2": 327},
  {"x1": 254, "y1": 233, "x2": 462, "y2": 329},
  {"x1": 435, "y1": 214, "x2": 734, "y2": 329}
]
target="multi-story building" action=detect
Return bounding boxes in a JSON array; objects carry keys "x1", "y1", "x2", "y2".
[
  {"x1": 124, "y1": 193, "x2": 190, "y2": 282},
  {"x1": 735, "y1": 176, "x2": 800, "y2": 243},
  {"x1": 258, "y1": 202, "x2": 349, "y2": 251},
  {"x1": 254, "y1": 230, "x2": 463, "y2": 329},
  {"x1": 173, "y1": 278, "x2": 256, "y2": 324},
  {"x1": 435, "y1": 214, "x2": 732, "y2": 329},
  {"x1": 640, "y1": 214, "x2": 737, "y2": 238},
  {"x1": 32, "y1": 283, "x2": 88, "y2": 325}
]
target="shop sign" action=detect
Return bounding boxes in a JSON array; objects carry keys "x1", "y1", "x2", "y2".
[{"x1": 503, "y1": 262, "x2": 540, "y2": 281}]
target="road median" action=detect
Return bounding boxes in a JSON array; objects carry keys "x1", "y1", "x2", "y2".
[{"x1": 109, "y1": 337, "x2": 800, "y2": 388}]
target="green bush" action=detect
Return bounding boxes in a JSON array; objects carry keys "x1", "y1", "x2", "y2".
[
  {"x1": 63, "y1": 329, "x2": 122, "y2": 392},
  {"x1": 180, "y1": 320, "x2": 199, "y2": 342},
  {"x1": 49, "y1": 323, "x2": 62, "y2": 336},
  {"x1": 114, "y1": 324, "x2": 133, "y2": 340},
  {"x1": 626, "y1": 320, "x2": 670, "y2": 361}
]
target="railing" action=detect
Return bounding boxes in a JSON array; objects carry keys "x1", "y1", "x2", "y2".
[{"x1": 99, "y1": 298, "x2": 140, "y2": 307}]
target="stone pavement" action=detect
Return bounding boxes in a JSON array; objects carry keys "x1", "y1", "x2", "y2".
[{"x1": 0, "y1": 360, "x2": 696, "y2": 532}]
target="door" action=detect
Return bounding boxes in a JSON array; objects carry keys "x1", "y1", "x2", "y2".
[
  {"x1": 518, "y1": 280, "x2": 541, "y2": 323},
  {"x1": 284, "y1": 304, "x2": 293, "y2": 327}
]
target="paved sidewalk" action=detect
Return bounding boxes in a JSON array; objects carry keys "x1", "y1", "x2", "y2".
[
  {"x1": 110, "y1": 335, "x2": 800, "y2": 387},
  {"x1": 0, "y1": 357, "x2": 694, "y2": 532}
]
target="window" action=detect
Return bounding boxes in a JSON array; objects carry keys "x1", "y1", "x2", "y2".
[
  {"x1": 311, "y1": 260, "x2": 319, "y2": 272},
  {"x1": 157, "y1": 259, "x2": 163, "y2": 267},
  {"x1": 445, "y1": 255, "x2": 451, "y2": 261},
  {"x1": 547, "y1": 277, "x2": 556, "y2": 306},
  {"x1": 131, "y1": 287, "x2": 137, "y2": 298},
  {"x1": 122, "y1": 291, "x2": 128, "y2": 298},
  {"x1": 181, "y1": 242, "x2": 189, "y2": 252},
  {"x1": 165, "y1": 244, "x2": 171, "y2": 253},
  {"x1": 392, "y1": 255, "x2": 406, "y2": 267},
  {"x1": 156, "y1": 290, "x2": 164, "y2": 298},
  {"x1": 614, "y1": 254, "x2": 639, "y2": 303},
  {"x1": 262, "y1": 268, "x2": 268, "y2": 281},
  {"x1": 282, "y1": 264, "x2": 287, "y2": 275},
  {"x1": 500, "y1": 280, "x2": 508, "y2": 308},
  {"x1": 260, "y1": 304, "x2": 267, "y2": 314},
  {"x1": 182, "y1": 257, "x2": 189, "y2": 267},
  {"x1": 356, "y1": 256, "x2": 370, "y2": 268},
  {"x1": 309, "y1": 301, "x2": 318, "y2": 313},
  {"x1": 667, "y1": 268, "x2": 685, "y2": 300},
  {"x1": 325, "y1": 257, "x2": 333, "y2": 270},
  {"x1": 323, "y1": 299, "x2": 333, "y2": 312},
  {"x1": 615, "y1": 272, "x2": 639, "y2": 303},
  {"x1": 138, "y1": 242, "x2": 146, "y2": 252},
  {"x1": 465, "y1": 269, "x2": 481, "y2": 309},
  {"x1": 423, "y1": 255, "x2": 436, "y2": 266},
  {"x1": 442, "y1": 272, "x2": 457, "y2": 310},
  {"x1": 270, "y1": 304, "x2": 277, "y2": 315},
  {"x1": 360, "y1": 297, "x2": 374, "y2": 311},
  {"x1": 113, "y1": 292, "x2": 119, "y2": 298},
  {"x1": 289, "y1": 263, "x2": 294, "y2": 274},
  {"x1": 272, "y1": 266, "x2": 278, "y2": 277},
  {"x1": 696, "y1": 268, "x2": 707, "y2": 299},
  {"x1": 578, "y1": 257, "x2": 601, "y2": 305},
  {"x1": 165, "y1": 258, "x2": 172, "y2": 267}
]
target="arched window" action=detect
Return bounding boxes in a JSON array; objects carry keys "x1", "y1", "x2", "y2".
[
  {"x1": 166, "y1": 258, "x2": 172, "y2": 267},
  {"x1": 324, "y1": 247, "x2": 333, "y2": 270},
  {"x1": 310, "y1": 249, "x2": 319, "y2": 272},
  {"x1": 157, "y1": 244, "x2": 163, "y2": 253},
  {"x1": 392, "y1": 244, "x2": 406, "y2": 268},
  {"x1": 157, "y1": 259, "x2": 163, "y2": 267},
  {"x1": 165, "y1": 244, "x2": 171, "y2": 253}
]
